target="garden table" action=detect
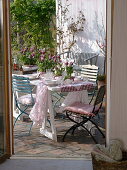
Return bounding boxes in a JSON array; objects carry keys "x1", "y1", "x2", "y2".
[{"x1": 30, "y1": 78, "x2": 95, "y2": 142}]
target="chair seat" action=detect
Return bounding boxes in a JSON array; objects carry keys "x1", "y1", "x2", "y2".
[
  {"x1": 17, "y1": 94, "x2": 36, "y2": 105},
  {"x1": 64, "y1": 102, "x2": 95, "y2": 116}
]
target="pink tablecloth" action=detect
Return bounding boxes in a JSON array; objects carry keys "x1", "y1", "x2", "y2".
[
  {"x1": 29, "y1": 81, "x2": 94, "y2": 125},
  {"x1": 29, "y1": 82, "x2": 48, "y2": 126}
]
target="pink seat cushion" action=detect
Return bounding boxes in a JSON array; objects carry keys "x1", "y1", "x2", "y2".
[
  {"x1": 18, "y1": 94, "x2": 36, "y2": 105},
  {"x1": 64, "y1": 102, "x2": 96, "y2": 116}
]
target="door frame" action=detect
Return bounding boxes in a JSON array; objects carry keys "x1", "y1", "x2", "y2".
[
  {"x1": 5, "y1": 0, "x2": 113, "y2": 158},
  {"x1": 106, "y1": 0, "x2": 113, "y2": 145},
  {"x1": 0, "y1": 0, "x2": 12, "y2": 162}
]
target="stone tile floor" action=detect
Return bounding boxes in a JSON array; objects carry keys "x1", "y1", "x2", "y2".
[{"x1": 14, "y1": 112, "x2": 105, "y2": 159}]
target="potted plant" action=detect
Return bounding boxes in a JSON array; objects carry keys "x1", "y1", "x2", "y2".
[
  {"x1": 97, "y1": 74, "x2": 106, "y2": 88},
  {"x1": 18, "y1": 46, "x2": 38, "y2": 71},
  {"x1": 64, "y1": 61, "x2": 74, "y2": 80},
  {"x1": 54, "y1": 64, "x2": 65, "y2": 77},
  {"x1": 36, "y1": 49, "x2": 61, "y2": 73}
]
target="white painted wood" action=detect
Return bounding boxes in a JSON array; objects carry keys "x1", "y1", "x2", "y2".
[
  {"x1": 106, "y1": 0, "x2": 112, "y2": 145},
  {"x1": 56, "y1": 0, "x2": 106, "y2": 53},
  {"x1": 109, "y1": 0, "x2": 127, "y2": 149},
  {"x1": 80, "y1": 65, "x2": 99, "y2": 82},
  {"x1": 40, "y1": 89, "x2": 57, "y2": 141},
  {"x1": 81, "y1": 65, "x2": 98, "y2": 70},
  {"x1": 47, "y1": 90, "x2": 57, "y2": 141}
]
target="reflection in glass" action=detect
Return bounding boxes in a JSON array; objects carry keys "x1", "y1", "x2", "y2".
[{"x1": 0, "y1": 0, "x2": 6, "y2": 157}]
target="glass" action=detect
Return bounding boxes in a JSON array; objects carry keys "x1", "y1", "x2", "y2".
[
  {"x1": 60, "y1": 71, "x2": 67, "y2": 85},
  {"x1": 45, "y1": 69, "x2": 54, "y2": 80}
]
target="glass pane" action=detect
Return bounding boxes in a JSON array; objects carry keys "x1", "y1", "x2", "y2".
[{"x1": 0, "y1": 0, "x2": 7, "y2": 158}]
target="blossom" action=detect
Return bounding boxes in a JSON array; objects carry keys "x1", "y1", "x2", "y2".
[
  {"x1": 37, "y1": 51, "x2": 61, "y2": 72},
  {"x1": 69, "y1": 62, "x2": 73, "y2": 66},
  {"x1": 30, "y1": 47, "x2": 35, "y2": 52},
  {"x1": 31, "y1": 52, "x2": 35, "y2": 57},
  {"x1": 19, "y1": 46, "x2": 38, "y2": 65},
  {"x1": 65, "y1": 62, "x2": 68, "y2": 66},
  {"x1": 40, "y1": 54, "x2": 45, "y2": 61},
  {"x1": 48, "y1": 55, "x2": 52, "y2": 60},
  {"x1": 39, "y1": 49, "x2": 46, "y2": 54}
]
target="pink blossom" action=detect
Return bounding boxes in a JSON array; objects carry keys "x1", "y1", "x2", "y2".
[
  {"x1": 21, "y1": 47, "x2": 27, "y2": 53},
  {"x1": 39, "y1": 49, "x2": 45, "y2": 54},
  {"x1": 30, "y1": 47, "x2": 35, "y2": 52},
  {"x1": 31, "y1": 52, "x2": 35, "y2": 57},
  {"x1": 53, "y1": 58, "x2": 57, "y2": 62},
  {"x1": 40, "y1": 54, "x2": 45, "y2": 61},
  {"x1": 69, "y1": 62, "x2": 73, "y2": 66},
  {"x1": 52, "y1": 55, "x2": 55, "y2": 58},
  {"x1": 48, "y1": 55, "x2": 52, "y2": 60},
  {"x1": 65, "y1": 62, "x2": 68, "y2": 66}
]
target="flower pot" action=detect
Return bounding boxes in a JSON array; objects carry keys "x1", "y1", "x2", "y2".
[{"x1": 22, "y1": 65, "x2": 38, "y2": 72}]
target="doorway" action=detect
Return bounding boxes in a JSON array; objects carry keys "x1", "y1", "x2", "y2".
[{"x1": 0, "y1": 0, "x2": 110, "y2": 161}]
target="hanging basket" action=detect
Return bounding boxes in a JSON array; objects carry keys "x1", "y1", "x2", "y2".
[{"x1": 91, "y1": 152, "x2": 127, "y2": 170}]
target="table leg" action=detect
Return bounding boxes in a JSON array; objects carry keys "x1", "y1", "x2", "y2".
[{"x1": 47, "y1": 90, "x2": 57, "y2": 141}]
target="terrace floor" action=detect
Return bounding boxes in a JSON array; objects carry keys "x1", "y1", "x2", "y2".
[{"x1": 13, "y1": 110, "x2": 105, "y2": 159}]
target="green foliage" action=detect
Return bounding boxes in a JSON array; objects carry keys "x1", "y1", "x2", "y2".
[
  {"x1": 18, "y1": 46, "x2": 38, "y2": 65},
  {"x1": 64, "y1": 61, "x2": 74, "y2": 79},
  {"x1": 36, "y1": 49, "x2": 61, "y2": 72},
  {"x1": 97, "y1": 74, "x2": 106, "y2": 81},
  {"x1": 66, "y1": 65, "x2": 73, "y2": 77},
  {"x1": 54, "y1": 64, "x2": 65, "y2": 76},
  {"x1": 10, "y1": 0, "x2": 56, "y2": 53}
]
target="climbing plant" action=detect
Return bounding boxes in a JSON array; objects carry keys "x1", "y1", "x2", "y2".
[{"x1": 10, "y1": 0, "x2": 56, "y2": 53}]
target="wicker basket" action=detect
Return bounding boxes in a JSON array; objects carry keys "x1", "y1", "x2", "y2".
[{"x1": 91, "y1": 152, "x2": 127, "y2": 170}]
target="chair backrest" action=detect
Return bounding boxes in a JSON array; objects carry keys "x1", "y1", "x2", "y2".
[
  {"x1": 93, "y1": 85, "x2": 106, "y2": 114},
  {"x1": 12, "y1": 75, "x2": 33, "y2": 95},
  {"x1": 75, "y1": 53, "x2": 99, "y2": 66},
  {"x1": 80, "y1": 64, "x2": 99, "y2": 83},
  {"x1": 57, "y1": 51, "x2": 74, "y2": 60},
  {"x1": 84, "y1": 53, "x2": 99, "y2": 66}
]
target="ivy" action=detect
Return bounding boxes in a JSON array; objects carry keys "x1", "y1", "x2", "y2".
[{"x1": 10, "y1": 0, "x2": 56, "y2": 53}]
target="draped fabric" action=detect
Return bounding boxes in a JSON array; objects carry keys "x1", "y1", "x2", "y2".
[{"x1": 29, "y1": 83, "x2": 48, "y2": 126}]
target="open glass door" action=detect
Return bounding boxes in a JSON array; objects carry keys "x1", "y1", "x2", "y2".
[{"x1": 0, "y1": 0, "x2": 11, "y2": 162}]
